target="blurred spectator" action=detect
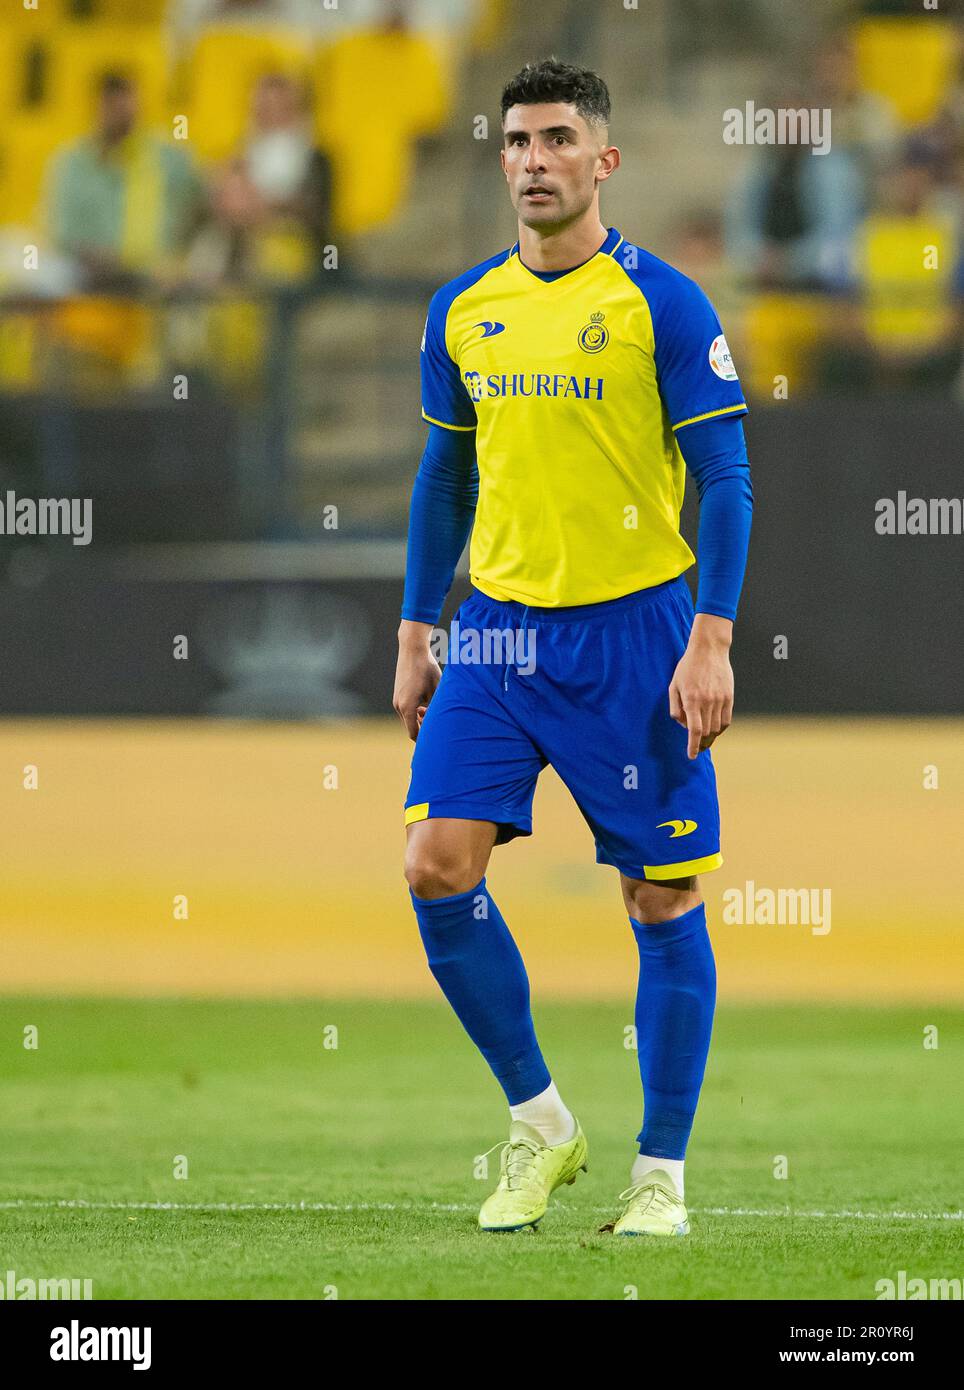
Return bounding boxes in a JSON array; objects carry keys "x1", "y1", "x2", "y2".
[
  {"x1": 667, "y1": 208, "x2": 747, "y2": 363},
  {"x1": 725, "y1": 81, "x2": 866, "y2": 292},
  {"x1": 811, "y1": 34, "x2": 900, "y2": 176},
  {"x1": 189, "y1": 72, "x2": 332, "y2": 285},
  {"x1": 669, "y1": 209, "x2": 742, "y2": 314},
  {"x1": 821, "y1": 150, "x2": 963, "y2": 391},
  {"x1": 46, "y1": 72, "x2": 203, "y2": 292},
  {"x1": 725, "y1": 37, "x2": 903, "y2": 295},
  {"x1": 909, "y1": 31, "x2": 964, "y2": 228}
]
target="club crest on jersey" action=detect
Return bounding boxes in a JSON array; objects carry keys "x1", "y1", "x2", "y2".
[
  {"x1": 708, "y1": 334, "x2": 738, "y2": 381},
  {"x1": 578, "y1": 311, "x2": 609, "y2": 354}
]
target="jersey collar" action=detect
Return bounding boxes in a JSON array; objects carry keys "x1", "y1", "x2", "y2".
[{"x1": 509, "y1": 226, "x2": 624, "y2": 281}]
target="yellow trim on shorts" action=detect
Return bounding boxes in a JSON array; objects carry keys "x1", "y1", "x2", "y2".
[
  {"x1": 404, "y1": 802, "x2": 430, "y2": 826},
  {"x1": 644, "y1": 852, "x2": 723, "y2": 880}
]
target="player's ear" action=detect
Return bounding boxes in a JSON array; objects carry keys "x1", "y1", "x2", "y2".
[{"x1": 597, "y1": 145, "x2": 620, "y2": 181}]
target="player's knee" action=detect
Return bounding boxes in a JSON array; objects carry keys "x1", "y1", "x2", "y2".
[
  {"x1": 622, "y1": 875, "x2": 701, "y2": 924},
  {"x1": 404, "y1": 845, "x2": 484, "y2": 900}
]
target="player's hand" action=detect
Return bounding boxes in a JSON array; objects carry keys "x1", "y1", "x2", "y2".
[
  {"x1": 393, "y1": 621, "x2": 442, "y2": 741},
  {"x1": 668, "y1": 614, "x2": 734, "y2": 760}
]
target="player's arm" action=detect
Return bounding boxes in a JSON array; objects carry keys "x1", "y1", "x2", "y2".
[
  {"x1": 649, "y1": 272, "x2": 753, "y2": 759},
  {"x1": 669, "y1": 413, "x2": 753, "y2": 758},
  {"x1": 394, "y1": 424, "x2": 479, "y2": 740},
  {"x1": 394, "y1": 288, "x2": 479, "y2": 740}
]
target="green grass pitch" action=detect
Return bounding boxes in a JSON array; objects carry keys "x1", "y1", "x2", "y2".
[{"x1": 0, "y1": 998, "x2": 960, "y2": 1300}]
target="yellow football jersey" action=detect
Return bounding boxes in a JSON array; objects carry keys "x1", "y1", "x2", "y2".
[{"x1": 420, "y1": 226, "x2": 747, "y2": 607}]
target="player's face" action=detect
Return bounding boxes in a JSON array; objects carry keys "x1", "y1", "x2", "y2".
[{"x1": 500, "y1": 102, "x2": 610, "y2": 228}]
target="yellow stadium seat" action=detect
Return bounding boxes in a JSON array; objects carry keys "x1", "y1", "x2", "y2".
[
  {"x1": 50, "y1": 296, "x2": 157, "y2": 376},
  {"x1": 7, "y1": 0, "x2": 166, "y2": 23},
  {"x1": 184, "y1": 28, "x2": 313, "y2": 164},
  {"x1": 317, "y1": 30, "x2": 449, "y2": 141},
  {"x1": 853, "y1": 17, "x2": 958, "y2": 126},
  {"x1": 0, "y1": 23, "x2": 47, "y2": 124},
  {"x1": 742, "y1": 293, "x2": 829, "y2": 398},
  {"x1": 0, "y1": 314, "x2": 39, "y2": 391},
  {"x1": 0, "y1": 24, "x2": 172, "y2": 151},
  {"x1": 44, "y1": 25, "x2": 172, "y2": 135},
  {"x1": 325, "y1": 128, "x2": 414, "y2": 240},
  {"x1": 0, "y1": 25, "x2": 172, "y2": 234},
  {"x1": 1, "y1": 1, "x2": 68, "y2": 33},
  {"x1": 315, "y1": 32, "x2": 448, "y2": 236},
  {"x1": 470, "y1": 0, "x2": 510, "y2": 52},
  {"x1": 858, "y1": 212, "x2": 957, "y2": 351},
  {"x1": 85, "y1": 0, "x2": 168, "y2": 21},
  {"x1": 0, "y1": 115, "x2": 73, "y2": 228},
  {"x1": 205, "y1": 297, "x2": 267, "y2": 388},
  {"x1": 0, "y1": 18, "x2": 166, "y2": 126}
]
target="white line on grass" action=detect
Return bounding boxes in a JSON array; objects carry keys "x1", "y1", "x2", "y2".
[{"x1": 0, "y1": 1198, "x2": 961, "y2": 1221}]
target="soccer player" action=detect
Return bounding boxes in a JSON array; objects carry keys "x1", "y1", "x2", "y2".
[{"x1": 393, "y1": 59, "x2": 753, "y2": 1236}]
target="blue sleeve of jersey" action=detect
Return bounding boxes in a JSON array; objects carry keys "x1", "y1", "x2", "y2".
[
  {"x1": 651, "y1": 273, "x2": 748, "y2": 433},
  {"x1": 420, "y1": 289, "x2": 478, "y2": 431},
  {"x1": 401, "y1": 423, "x2": 479, "y2": 625},
  {"x1": 675, "y1": 413, "x2": 753, "y2": 623}
]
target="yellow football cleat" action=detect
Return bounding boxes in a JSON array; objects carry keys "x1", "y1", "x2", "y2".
[
  {"x1": 478, "y1": 1119, "x2": 588, "y2": 1232},
  {"x1": 606, "y1": 1169, "x2": 690, "y2": 1237}
]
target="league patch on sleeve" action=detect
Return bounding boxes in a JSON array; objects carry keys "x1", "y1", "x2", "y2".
[{"x1": 708, "y1": 334, "x2": 738, "y2": 381}]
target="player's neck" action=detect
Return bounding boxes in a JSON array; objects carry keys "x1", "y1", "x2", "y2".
[{"x1": 516, "y1": 215, "x2": 609, "y2": 273}]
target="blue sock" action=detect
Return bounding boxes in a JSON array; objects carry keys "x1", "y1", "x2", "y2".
[
  {"x1": 410, "y1": 876, "x2": 551, "y2": 1105},
  {"x1": 629, "y1": 902, "x2": 716, "y2": 1159}
]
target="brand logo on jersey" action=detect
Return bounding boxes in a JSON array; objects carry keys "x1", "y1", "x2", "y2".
[
  {"x1": 474, "y1": 321, "x2": 505, "y2": 338},
  {"x1": 708, "y1": 335, "x2": 737, "y2": 381},
  {"x1": 463, "y1": 370, "x2": 604, "y2": 403},
  {"x1": 578, "y1": 311, "x2": 609, "y2": 354},
  {"x1": 657, "y1": 819, "x2": 698, "y2": 838}
]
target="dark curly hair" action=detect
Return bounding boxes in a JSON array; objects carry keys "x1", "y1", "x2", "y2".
[{"x1": 500, "y1": 58, "x2": 611, "y2": 132}]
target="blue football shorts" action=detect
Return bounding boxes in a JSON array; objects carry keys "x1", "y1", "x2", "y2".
[{"x1": 403, "y1": 574, "x2": 722, "y2": 881}]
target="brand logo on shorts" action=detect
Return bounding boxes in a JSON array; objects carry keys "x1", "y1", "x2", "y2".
[
  {"x1": 708, "y1": 335, "x2": 738, "y2": 381},
  {"x1": 657, "y1": 819, "x2": 698, "y2": 838}
]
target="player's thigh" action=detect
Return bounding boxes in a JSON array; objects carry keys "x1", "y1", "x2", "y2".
[{"x1": 404, "y1": 816, "x2": 499, "y2": 899}]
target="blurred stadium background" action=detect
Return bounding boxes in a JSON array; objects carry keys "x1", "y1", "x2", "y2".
[{"x1": 1, "y1": 0, "x2": 962, "y2": 1005}]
